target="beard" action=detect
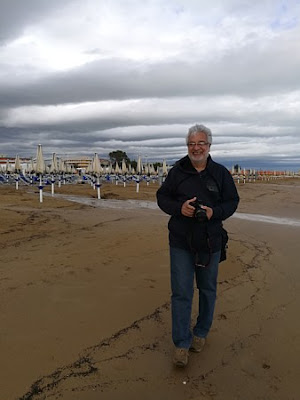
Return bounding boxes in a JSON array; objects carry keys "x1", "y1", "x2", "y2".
[{"x1": 188, "y1": 151, "x2": 209, "y2": 164}]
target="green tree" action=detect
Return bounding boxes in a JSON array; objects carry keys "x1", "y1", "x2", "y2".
[
  {"x1": 153, "y1": 162, "x2": 162, "y2": 169},
  {"x1": 109, "y1": 150, "x2": 130, "y2": 165}
]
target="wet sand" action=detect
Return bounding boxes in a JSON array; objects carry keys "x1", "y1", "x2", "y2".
[{"x1": 0, "y1": 179, "x2": 299, "y2": 400}]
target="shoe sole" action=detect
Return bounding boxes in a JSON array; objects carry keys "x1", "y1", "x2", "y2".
[
  {"x1": 189, "y1": 347, "x2": 203, "y2": 353},
  {"x1": 174, "y1": 361, "x2": 188, "y2": 367}
]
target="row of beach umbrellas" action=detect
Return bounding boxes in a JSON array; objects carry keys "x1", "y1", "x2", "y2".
[
  {"x1": 1, "y1": 145, "x2": 169, "y2": 176},
  {"x1": 0, "y1": 145, "x2": 170, "y2": 202}
]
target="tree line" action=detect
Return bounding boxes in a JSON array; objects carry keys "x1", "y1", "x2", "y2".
[{"x1": 108, "y1": 150, "x2": 162, "y2": 169}]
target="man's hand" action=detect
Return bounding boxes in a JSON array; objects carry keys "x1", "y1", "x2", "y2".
[
  {"x1": 200, "y1": 205, "x2": 213, "y2": 220},
  {"x1": 181, "y1": 197, "x2": 197, "y2": 217},
  {"x1": 181, "y1": 198, "x2": 214, "y2": 220}
]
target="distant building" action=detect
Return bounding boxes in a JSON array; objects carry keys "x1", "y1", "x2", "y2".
[
  {"x1": 0, "y1": 157, "x2": 32, "y2": 172},
  {"x1": 63, "y1": 156, "x2": 110, "y2": 169}
]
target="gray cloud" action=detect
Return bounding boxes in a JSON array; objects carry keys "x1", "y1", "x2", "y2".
[
  {"x1": 0, "y1": 0, "x2": 300, "y2": 171},
  {"x1": 0, "y1": 0, "x2": 74, "y2": 44},
  {"x1": 1, "y1": 33, "x2": 300, "y2": 108}
]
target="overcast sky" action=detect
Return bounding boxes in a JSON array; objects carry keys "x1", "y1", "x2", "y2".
[{"x1": 1, "y1": 0, "x2": 300, "y2": 169}]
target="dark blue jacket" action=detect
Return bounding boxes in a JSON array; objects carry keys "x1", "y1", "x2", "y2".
[{"x1": 156, "y1": 155, "x2": 239, "y2": 252}]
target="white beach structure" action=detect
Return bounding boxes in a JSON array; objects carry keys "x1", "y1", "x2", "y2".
[
  {"x1": 58, "y1": 158, "x2": 66, "y2": 187},
  {"x1": 92, "y1": 153, "x2": 102, "y2": 199},
  {"x1": 14, "y1": 155, "x2": 22, "y2": 190},
  {"x1": 162, "y1": 159, "x2": 168, "y2": 176},
  {"x1": 121, "y1": 159, "x2": 127, "y2": 187},
  {"x1": 5, "y1": 159, "x2": 12, "y2": 174},
  {"x1": 49, "y1": 153, "x2": 58, "y2": 195},
  {"x1": 35, "y1": 144, "x2": 45, "y2": 203},
  {"x1": 27, "y1": 158, "x2": 35, "y2": 175},
  {"x1": 136, "y1": 155, "x2": 142, "y2": 192},
  {"x1": 50, "y1": 153, "x2": 58, "y2": 173}
]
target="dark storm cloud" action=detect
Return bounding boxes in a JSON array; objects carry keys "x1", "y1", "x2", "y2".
[
  {"x1": 1, "y1": 31, "x2": 300, "y2": 108},
  {"x1": 0, "y1": 0, "x2": 74, "y2": 43}
]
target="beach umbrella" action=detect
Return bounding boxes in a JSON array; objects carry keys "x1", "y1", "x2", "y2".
[
  {"x1": 162, "y1": 159, "x2": 168, "y2": 176},
  {"x1": 85, "y1": 161, "x2": 91, "y2": 174},
  {"x1": 34, "y1": 144, "x2": 45, "y2": 203},
  {"x1": 136, "y1": 155, "x2": 142, "y2": 175},
  {"x1": 35, "y1": 144, "x2": 45, "y2": 175},
  {"x1": 136, "y1": 155, "x2": 142, "y2": 192},
  {"x1": 57, "y1": 158, "x2": 66, "y2": 186},
  {"x1": 14, "y1": 154, "x2": 22, "y2": 173},
  {"x1": 115, "y1": 161, "x2": 120, "y2": 174},
  {"x1": 49, "y1": 153, "x2": 58, "y2": 174},
  {"x1": 92, "y1": 153, "x2": 101, "y2": 199},
  {"x1": 92, "y1": 153, "x2": 101, "y2": 175},
  {"x1": 14, "y1": 155, "x2": 22, "y2": 190},
  {"x1": 58, "y1": 158, "x2": 65, "y2": 174},
  {"x1": 5, "y1": 160, "x2": 12, "y2": 174},
  {"x1": 149, "y1": 163, "x2": 156, "y2": 175},
  {"x1": 49, "y1": 153, "x2": 58, "y2": 196},
  {"x1": 121, "y1": 159, "x2": 128, "y2": 187},
  {"x1": 121, "y1": 159, "x2": 127, "y2": 174},
  {"x1": 114, "y1": 162, "x2": 120, "y2": 185},
  {"x1": 27, "y1": 158, "x2": 35, "y2": 174}
]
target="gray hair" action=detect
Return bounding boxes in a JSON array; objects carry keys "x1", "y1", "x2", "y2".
[{"x1": 186, "y1": 124, "x2": 212, "y2": 145}]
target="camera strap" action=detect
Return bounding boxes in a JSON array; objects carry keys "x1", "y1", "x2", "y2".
[
  {"x1": 187, "y1": 220, "x2": 212, "y2": 268},
  {"x1": 186, "y1": 173, "x2": 217, "y2": 268}
]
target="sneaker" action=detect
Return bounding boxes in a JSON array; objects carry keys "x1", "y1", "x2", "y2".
[
  {"x1": 173, "y1": 347, "x2": 189, "y2": 367},
  {"x1": 190, "y1": 336, "x2": 206, "y2": 353}
]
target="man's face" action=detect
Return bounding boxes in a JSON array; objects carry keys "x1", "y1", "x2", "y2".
[{"x1": 187, "y1": 132, "x2": 211, "y2": 164}]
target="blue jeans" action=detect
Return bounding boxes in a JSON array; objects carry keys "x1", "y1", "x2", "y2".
[{"x1": 170, "y1": 247, "x2": 220, "y2": 349}]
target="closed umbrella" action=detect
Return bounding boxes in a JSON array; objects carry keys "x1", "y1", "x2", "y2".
[
  {"x1": 115, "y1": 161, "x2": 120, "y2": 174},
  {"x1": 121, "y1": 159, "x2": 127, "y2": 174},
  {"x1": 58, "y1": 158, "x2": 65, "y2": 174},
  {"x1": 115, "y1": 161, "x2": 120, "y2": 185},
  {"x1": 14, "y1": 155, "x2": 21, "y2": 190},
  {"x1": 35, "y1": 144, "x2": 45, "y2": 175},
  {"x1": 121, "y1": 159, "x2": 128, "y2": 187},
  {"x1": 136, "y1": 155, "x2": 142, "y2": 193},
  {"x1": 92, "y1": 153, "x2": 101, "y2": 175},
  {"x1": 35, "y1": 144, "x2": 45, "y2": 203},
  {"x1": 49, "y1": 153, "x2": 58, "y2": 174},
  {"x1": 162, "y1": 159, "x2": 168, "y2": 176},
  {"x1": 5, "y1": 159, "x2": 12, "y2": 174},
  {"x1": 14, "y1": 154, "x2": 21, "y2": 173},
  {"x1": 92, "y1": 153, "x2": 101, "y2": 199},
  {"x1": 58, "y1": 158, "x2": 66, "y2": 187},
  {"x1": 136, "y1": 155, "x2": 142, "y2": 175},
  {"x1": 28, "y1": 158, "x2": 35, "y2": 174}
]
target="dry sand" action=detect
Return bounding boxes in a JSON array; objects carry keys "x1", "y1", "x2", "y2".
[{"x1": 0, "y1": 179, "x2": 299, "y2": 400}]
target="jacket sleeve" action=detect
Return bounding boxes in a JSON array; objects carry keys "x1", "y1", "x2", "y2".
[
  {"x1": 156, "y1": 168, "x2": 183, "y2": 216},
  {"x1": 211, "y1": 168, "x2": 239, "y2": 221}
]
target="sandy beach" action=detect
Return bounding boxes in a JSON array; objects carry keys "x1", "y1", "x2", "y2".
[{"x1": 0, "y1": 179, "x2": 299, "y2": 400}]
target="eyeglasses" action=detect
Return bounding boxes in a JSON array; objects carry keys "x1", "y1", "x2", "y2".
[{"x1": 187, "y1": 141, "x2": 209, "y2": 147}]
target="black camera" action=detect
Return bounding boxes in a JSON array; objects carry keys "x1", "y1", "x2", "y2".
[{"x1": 190, "y1": 199, "x2": 208, "y2": 222}]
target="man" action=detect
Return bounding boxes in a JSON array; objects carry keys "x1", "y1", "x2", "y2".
[{"x1": 156, "y1": 124, "x2": 239, "y2": 367}]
